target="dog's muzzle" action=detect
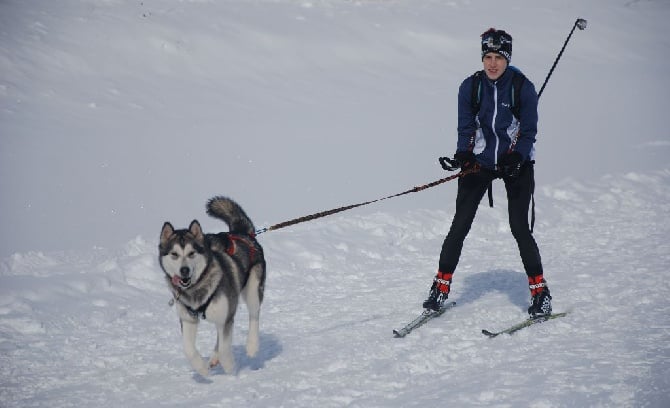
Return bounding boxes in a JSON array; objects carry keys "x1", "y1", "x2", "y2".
[{"x1": 171, "y1": 267, "x2": 192, "y2": 288}]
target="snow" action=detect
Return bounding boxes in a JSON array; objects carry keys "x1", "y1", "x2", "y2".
[{"x1": 1, "y1": 0, "x2": 669, "y2": 407}]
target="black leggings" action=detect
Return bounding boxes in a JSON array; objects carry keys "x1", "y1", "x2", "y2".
[{"x1": 438, "y1": 164, "x2": 543, "y2": 278}]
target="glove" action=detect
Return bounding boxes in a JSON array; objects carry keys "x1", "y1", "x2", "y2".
[
  {"x1": 499, "y1": 151, "x2": 524, "y2": 178},
  {"x1": 439, "y1": 151, "x2": 477, "y2": 171},
  {"x1": 454, "y1": 151, "x2": 477, "y2": 170}
]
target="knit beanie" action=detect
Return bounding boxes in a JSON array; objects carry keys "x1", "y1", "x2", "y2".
[{"x1": 481, "y1": 28, "x2": 512, "y2": 63}]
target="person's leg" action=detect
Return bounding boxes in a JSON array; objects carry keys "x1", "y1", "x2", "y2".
[
  {"x1": 438, "y1": 171, "x2": 492, "y2": 272},
  {"x1": 505, "y1": 164, "x2": 551, "y2": 316},
  {"x1": 505, "y1": 163, "x2": 543, "y2": 277},
  {"x1": 423, "y1": 171, "x2": 491, "y2": 311}
]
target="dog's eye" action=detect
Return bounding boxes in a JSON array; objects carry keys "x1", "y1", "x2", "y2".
[
  {"x1": 187, "y1": 251, "x2": 196, "y2": 259},
  {"x1": 170, "y1": 252, "x2": 179, "y2": 259}
]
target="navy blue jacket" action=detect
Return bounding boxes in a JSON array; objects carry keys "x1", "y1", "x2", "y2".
[{"x1": 456, "y1": 66, "x2": 539, "y2": 170}]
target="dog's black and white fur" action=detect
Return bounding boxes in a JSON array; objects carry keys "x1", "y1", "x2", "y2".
[{"x1": 159, "y1": 196, "x2": 265, "y2": 376}]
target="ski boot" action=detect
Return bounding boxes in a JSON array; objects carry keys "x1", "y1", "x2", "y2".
[
  {"x1": 422, "y1": 271, "x2": 452, "y2": 312},
  {"x1": 527, "y1": 275, "x2": 552, "y2": 317}
]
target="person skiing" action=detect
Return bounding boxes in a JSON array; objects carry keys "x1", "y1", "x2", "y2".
[{"x1": 422, "y1": 28, "x2": 552, "y2": 317}]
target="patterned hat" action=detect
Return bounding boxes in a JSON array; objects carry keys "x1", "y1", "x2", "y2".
[{"x1": 481, "y1": 28, "x2": 512, "y2": 62}]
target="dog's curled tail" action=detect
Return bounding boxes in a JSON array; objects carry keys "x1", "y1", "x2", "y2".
[{"x1": 206, "y1": 196, "x2": 256, "y2": 235}]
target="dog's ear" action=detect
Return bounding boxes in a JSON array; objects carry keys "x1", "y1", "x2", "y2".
[
  {"x1": 188, "y1": 220, "x2": 204, "y2": 241},
  {"x1": 160, "y1": 222, "x2": 174, "y2": 244}
]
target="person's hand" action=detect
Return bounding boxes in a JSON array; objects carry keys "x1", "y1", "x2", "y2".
[
  {"x1": 439, "y1": 151, "x2": 476, "y2": 171},
  {"x1": 499, "y1": 151, "x2": 523, "y2": 178},
  {"x1": 454, "y1": 151, "x2": 477, "y2": 170}
]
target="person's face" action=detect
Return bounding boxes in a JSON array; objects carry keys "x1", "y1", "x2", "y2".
[{"x1": 482, "y1": 52, "x2": 508, "y2": 80}]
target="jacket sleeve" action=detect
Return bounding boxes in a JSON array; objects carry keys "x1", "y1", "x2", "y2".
[
  {"x1": 513, "y1": 78, "x2": 539, "y2": 160},
  {"x1": 456, "y1": 76, "x2": 476, "y2": 153}
]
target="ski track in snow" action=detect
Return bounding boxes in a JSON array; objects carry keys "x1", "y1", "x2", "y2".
[{"x1": 1, "y1": 171, "x2": 669, "y2": 407}]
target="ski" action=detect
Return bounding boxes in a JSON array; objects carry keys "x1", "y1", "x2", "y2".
[
  {"x1": 482, "y1": 312, "x2": 568, "y2": 338},
  {"x1": 393, "y1": 301, "x2": 456, "y2": 338}
]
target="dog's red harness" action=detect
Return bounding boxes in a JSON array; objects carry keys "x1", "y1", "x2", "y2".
[{"x1": 225, "y1": 233, "x2": 258, "y2": 264}]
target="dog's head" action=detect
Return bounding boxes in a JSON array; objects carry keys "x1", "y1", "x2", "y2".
[{"x1": 159, "y1": 220, "x2": 209, "y2": 289}]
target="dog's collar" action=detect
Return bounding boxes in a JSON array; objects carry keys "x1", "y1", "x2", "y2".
[
  {"x1": 169, "y1": 289, "x2": 216, "y2": 320},
  {"x1": 166, "y1": 274, "x2": 218, "y2": 321}
]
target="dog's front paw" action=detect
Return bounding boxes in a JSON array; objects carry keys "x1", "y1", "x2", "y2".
[
  {"x1": 220, "y1": 355, "x2": 235, "y2": 374},
  {"x1": 194, "y1": 362, "x2": 210, "y2": 377},
  {"x1": 188, "y1": 355, "x2": 210, "y2": 377}
]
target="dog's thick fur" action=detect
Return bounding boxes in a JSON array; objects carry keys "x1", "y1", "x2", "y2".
[{"x1": 158, "y1": 196, "x2": 265, "y2": 376}]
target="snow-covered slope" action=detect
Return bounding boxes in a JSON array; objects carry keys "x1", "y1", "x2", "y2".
[
  {"x1": 1, "y1": 0, "x2": 669, "y2": 407},
  {"x1": 2, "y1": 170, "x2": 669, "y2": 407}
]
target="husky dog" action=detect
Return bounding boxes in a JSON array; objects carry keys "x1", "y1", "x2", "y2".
[{"x1": 159, "y1": 196, "x2": 265, "y2": 376}]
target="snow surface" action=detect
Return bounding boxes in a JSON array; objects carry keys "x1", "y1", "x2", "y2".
[{"x1": 1, "y1": 0, "x2": 669, "y2": 407}]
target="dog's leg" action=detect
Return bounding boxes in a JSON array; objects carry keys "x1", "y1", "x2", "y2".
[
  {"x1": 243, "y1": 264, "x2": 264, "y2": 357},
  {"x1": 209, "y1": 332, "x2": 220, "y2": 368},
  {"x1": 181, "y1": 319, "x2": 209, "y2": 376},
  {"x1": 215, "y1": 316, "x2": 236, "y2": 374}
]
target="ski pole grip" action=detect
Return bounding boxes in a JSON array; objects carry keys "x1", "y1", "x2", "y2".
[{"x1": 439, "y1": 156, "x2": 461, "y2": 171}]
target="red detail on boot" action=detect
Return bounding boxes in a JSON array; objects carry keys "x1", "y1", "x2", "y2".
[
  {"x1": 435, "y1": 271, "x2": 453, "y2": 294},
  {"x1": 528, "y1": 275, "x2": 547, "y2": 296}
]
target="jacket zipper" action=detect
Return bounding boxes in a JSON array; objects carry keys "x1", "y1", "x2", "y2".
[{"x1": 491, "y1": 81, "x2": 500, "y2": 167}]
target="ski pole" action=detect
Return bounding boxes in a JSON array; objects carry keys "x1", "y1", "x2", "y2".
[{"x1": 537, "y1": 18, "x2": 587, "y2": 99}]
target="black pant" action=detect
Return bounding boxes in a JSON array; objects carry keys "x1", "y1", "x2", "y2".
[{"x1": 438, "y1": 164, "x2": 543, "y2": 278}]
